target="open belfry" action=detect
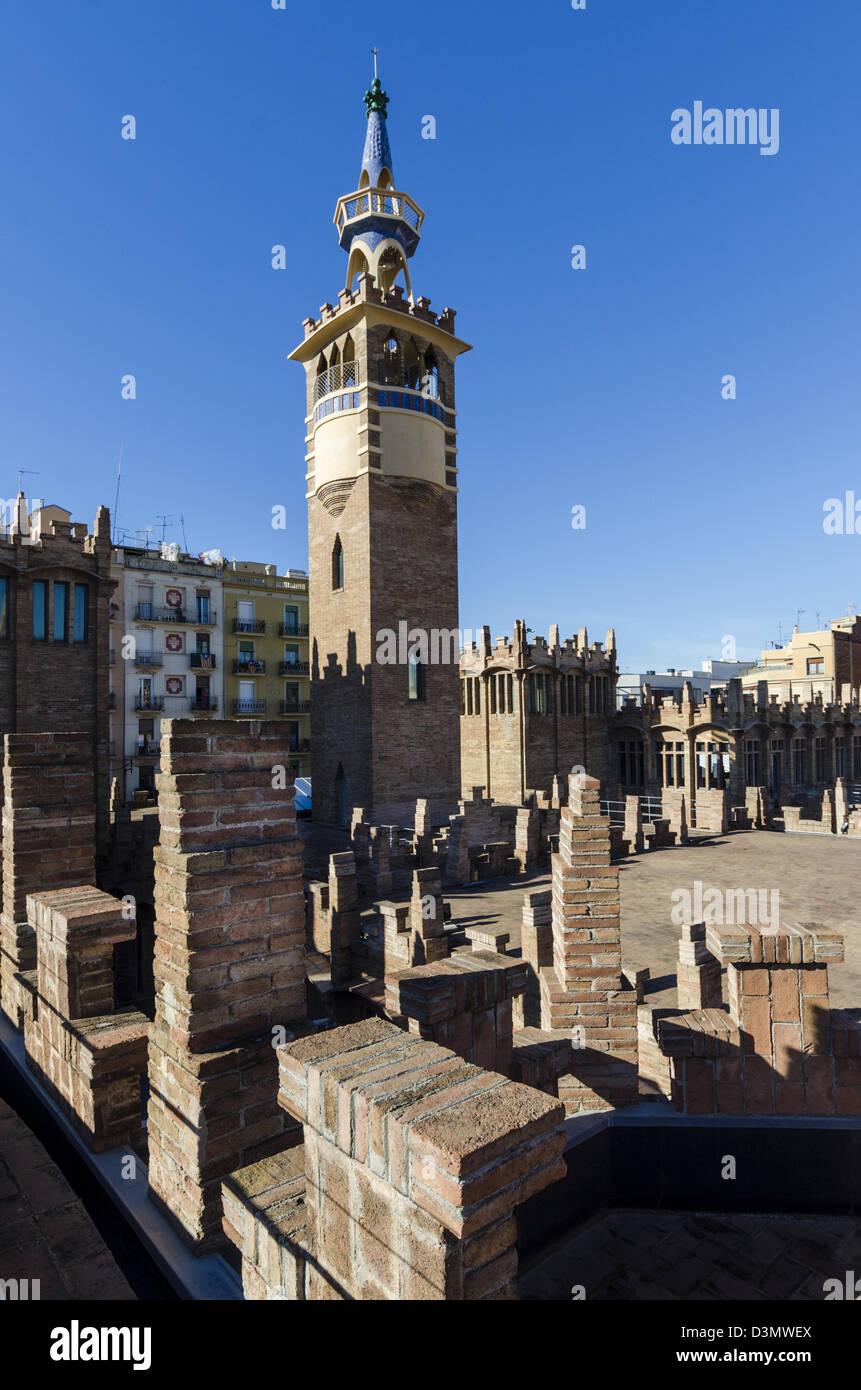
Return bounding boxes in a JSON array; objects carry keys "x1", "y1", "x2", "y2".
[
  {"x1": 3, "y1": 56, "x2": 861, "y2": 1314},
  {"x1": 289, "y1": 73, "x2": 470, "y2": 828}
]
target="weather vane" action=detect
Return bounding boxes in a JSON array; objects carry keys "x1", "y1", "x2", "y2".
[{"x1": 372, "y1": 46, "x2": 380, "y2": 79}]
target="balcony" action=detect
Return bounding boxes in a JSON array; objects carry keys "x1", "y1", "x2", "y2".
[
  {"x1": 133, "y1": 742, "x2": 161, "y2": 759},
  {"x1": 135, "y1": 605, "x2": 216, "y2": 625},
  {"x1": 134, "y1": 652, "x2": 163, "y2": 668},
  {"x1": 279, "y1": 623, "x2": 309, "y2": 638},
  {"x1": 280, "y1": 700, "x2": 311, "y2": 714},
  {"x1": 135, "y1": 696, "x2": 165, "y2": 712},
  {"x1": 334, "y1": 187, "x2": 423, "y2": 255},
  {"x1": 233, "y1": 619, "x2": 265, "y2": 634},
  {"x1": 279, "y1": 661, "x2": 310, "y2": 676},
  {"x1": 233, "y1": 699, "x2": 267, "y2": 715},
  {"x1": 189, "y1": 696, "x2": 218, "y2": 713},
  {"x1": 234, "y1": 659, "x2": 266, "y2": 675},
  {"x1": 190, "y1": 652, "x2": 217, "y2": 669},
  {"x1": 312, "y1": 360, "x2": 362, "y2": 403}
]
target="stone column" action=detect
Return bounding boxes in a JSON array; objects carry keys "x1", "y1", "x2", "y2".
[
  {"x1": 0, "y1": 733, "x2": 96, "y2": 1028},
  {"x1": 329, "y1": 851, "x2": 360, "y2": 986},
  {"x1": 516, "y1": 888, "x2": 552, "y2": 1028},
  {"x1": 623, "y1": 794, "x2": 644, "y2": 853},
  {"x1": 676, "y1": 921, "x2": 722, "y2": 1011},
  {"x1": 539, "y1": 772, "x2": 638, "y2": 1111},
  {"x1": 146, "y1": 719, "x2": 306, "y2": 1250}
]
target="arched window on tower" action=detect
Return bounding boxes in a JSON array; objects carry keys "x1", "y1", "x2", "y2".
[
  {"x1": 335, "y1": 764, "x2": 348, "y2": 828},
  {"x1": 423, "y1": 350, "x2": 439, "y2": 399},
  {"x1": 332, "y1": 535, "x2": 344, "y2": 591},
  {"x1": 343, "y1": 334, "x2": 356, "y2": 387},
  {"x1": 378, "y1": 245, "x2": 407, "y2": 295},
  {"x1": 315, "y1": 353, "x2": 328, "y2": 402},
  {"x1": 404, "y1": 339, "x2": 421, "y2": 391},
  {"x1": 381, "y1": 332, "x2": 400, "y2": 385},
  {"x1": 408, "y1": 651, "x2": 426, "y2": 703}
]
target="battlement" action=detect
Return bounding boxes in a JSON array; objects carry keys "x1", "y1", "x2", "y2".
[{"x1": 300, "y1": 272, "x2": 458, "y2": 341}]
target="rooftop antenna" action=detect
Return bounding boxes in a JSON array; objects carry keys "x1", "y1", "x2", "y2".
[
  {"x1": 795, "y1": 608, "x2": 805, "y2": 631},
  {"x1": 112, "y1": 446, "x2": 123, "y2": 544},
  {"x1": 180, "y1": 515, "x2": 189, "y2": 554},
  {"x1": 155, "y1": 513, "x2": 174, "y2": 545},
  {"x1": 17, "y1": 469, "x2": 39, "y2": 494}
]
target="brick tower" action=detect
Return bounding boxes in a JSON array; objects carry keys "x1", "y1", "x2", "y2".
[{"x1": 290, "y1": 71, "x2": 471, "y2": 828}]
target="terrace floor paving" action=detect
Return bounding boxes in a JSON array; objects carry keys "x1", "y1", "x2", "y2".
[
  {"x1": 0, "y1": 1096, "x2": 135, "y2": 1301},
  {"x1": 518, "y1": 1207, "x2": 861, "y2": 1301},
  {"x1": 445, "y1": 830, "x2": 861, "y2": 1008}
]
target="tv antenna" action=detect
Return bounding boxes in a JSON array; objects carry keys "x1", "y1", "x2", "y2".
[{"x1": 112, "y1": 445, "x2": 123, "y2": 543}]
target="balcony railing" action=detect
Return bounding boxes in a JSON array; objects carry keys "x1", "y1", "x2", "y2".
[
  {"x1": 189, "y1": 696, "x2": 218, "y2": 712},
  {"x1": 133, "y1": 742, "x2": 161, "y2": 758},
  {"x1": 233, "y1": 699, "x2": 267, "y2": 715},
  {"x1": 279, "y1": 623, "x2": 309, "y2": 637},
  {"x1": 135, "y1": 604, "x2": 216, "y2": 625},
  {"x1": 313, "y1": 360, "x2": 361, "y2": 403},
  {"x1": 279, "y1": 661, "x2": 309, "y2": 676},
  {"x1": 280, "y1": 700, "x2": 311, "y2": 714},
  {"x1": 233, "y1": 619, "x2": 265, "y2": 634},
  {"x1": 134, "y1": 653, "x2": 163, "y2": 668},
  {"x1": 234, "y1": 659, "x2": 265, "y2": 674},
  {"x1": 135, "y1": 696, "x2": 165, "y2": 712},
  {"x1": 334, "y1": 188, "x2": 424, "y2": 237},
  {"x1": 190, "y1": 653, "x2": 217, "y2": 669}
]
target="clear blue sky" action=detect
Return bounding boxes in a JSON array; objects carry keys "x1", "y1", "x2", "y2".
[{"x1": 1, "y1": 0, "x2": 859, "y2": 671}]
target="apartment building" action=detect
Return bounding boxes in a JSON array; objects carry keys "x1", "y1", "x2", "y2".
[
  {"x1": 110, "y1": 544, "x2": 225, "y2": 800},
  {"x1": 740, "y1": 616, "x2": 861, "y2": 705},
  {"x1": 222, "y1": 563, "x2": 310, "y2": 778}
]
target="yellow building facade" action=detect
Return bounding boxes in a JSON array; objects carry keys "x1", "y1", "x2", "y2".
[{"x1": 222, "y1": 563, "x2": 310, "y2": 777}]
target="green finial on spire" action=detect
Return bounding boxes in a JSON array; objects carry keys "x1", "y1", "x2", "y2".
[{"x1": 364, "y1": 77, "x2": 389, "y2": 118}]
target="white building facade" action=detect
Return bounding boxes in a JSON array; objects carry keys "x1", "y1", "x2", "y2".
[{"x1": 110, "y1": 545, "x2": 225, "y2": 801}]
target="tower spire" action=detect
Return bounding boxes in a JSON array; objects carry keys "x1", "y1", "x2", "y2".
[{"x1": 362, "y1": 62, "x2": 393, "y2": 186}]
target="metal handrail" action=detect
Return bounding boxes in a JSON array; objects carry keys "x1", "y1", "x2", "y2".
[
  {"x1": 335, "y1": 187, "x2": 424, "y2": 232},
  {"x1": 313, "y1": 360, "x2": 361, "y2": 402}
]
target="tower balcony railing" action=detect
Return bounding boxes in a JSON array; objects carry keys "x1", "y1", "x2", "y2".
[
  {"x1": 313, "y1": 360, "x2": 361, "y2": 402},
  {"x1": 334, "y1": 187, "x2": 424, "y2": 236}
]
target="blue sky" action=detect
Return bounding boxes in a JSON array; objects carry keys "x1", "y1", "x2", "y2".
[{"x1": 1, "y1": 0, "x2": 859, "y2": 671}]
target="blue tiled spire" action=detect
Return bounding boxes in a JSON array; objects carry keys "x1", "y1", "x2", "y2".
[{"x1": 362, "y1": 78, "x2": 393, "y2": 184}]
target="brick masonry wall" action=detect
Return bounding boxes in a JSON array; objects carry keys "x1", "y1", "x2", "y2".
[
  {"x1": 539, "y1": 774, "x2": 638, "y2": 1112},
  {"x1": 658, "y1": 923, "x2": 860, "y2": 1116},
  {"x1": 146, "y1": 719, "x2": 306, "y2": 1249},
  {"x1": 0, "y1": 508, "x2": 113, "y2": 850},
  {"x1": 275, "y1": 1018, "x2": 565, "y2": 1300},
  {"x1": 19, "y1": 886, "x2": 147, "y2": 1151},
  {"x1": 0, "y1": 732, "x2": 97, "y2": 1028}
]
